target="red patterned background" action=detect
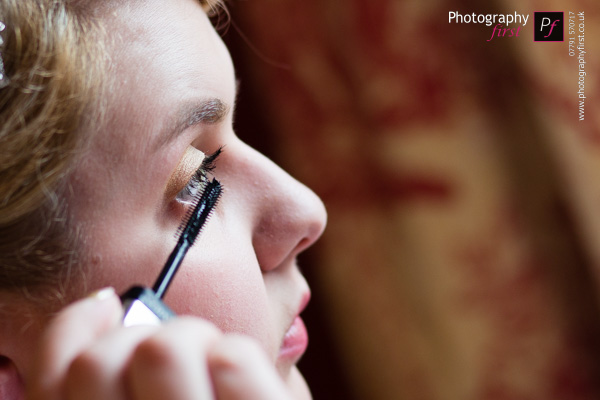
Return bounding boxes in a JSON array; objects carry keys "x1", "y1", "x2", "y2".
[{"x1": 224, "y1": 0, "x2": 600, "y2": 398}]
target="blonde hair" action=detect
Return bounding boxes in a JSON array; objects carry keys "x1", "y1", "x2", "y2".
[
  {"x1": 0, "y1": 0, "x2": 105, "y2": 304},
  {"x1": 0, "y1": 0, "x2": 225, "y2": 305}
]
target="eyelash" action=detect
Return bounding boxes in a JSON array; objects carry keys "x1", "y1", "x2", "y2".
[{"x1": 175, "y1": 147, "x2": 223, "y2": 205}]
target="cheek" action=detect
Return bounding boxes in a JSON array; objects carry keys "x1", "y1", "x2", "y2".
[
  {"x1": 164, "y1": 237, "x2": 278, "y2": 355},
  {"x1": 167, "y1": 252, "x2": 270, "y2": 331},
  {"x1": 123, "y1": 219, "x2": 277, "y2": 357},
  {"x1": 85, "y1": 220, "x2": 278, "y2": 356},
  {"x1": 84, "y1": 218, "x2": 173, "y2": 294}
]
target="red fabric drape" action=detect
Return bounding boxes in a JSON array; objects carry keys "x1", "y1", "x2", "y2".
[{"x1": 228, "y1": 1, "x2": 600, "y2": 398}]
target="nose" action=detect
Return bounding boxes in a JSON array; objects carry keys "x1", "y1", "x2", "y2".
[{"x1": 226, "y1": 140, "x2": 327, "y2": 272}]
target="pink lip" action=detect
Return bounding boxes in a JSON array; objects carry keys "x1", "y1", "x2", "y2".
[
  {"x1": 279, "y1": 292, "x2": 311, "y2": 361},
  {"x1": 279, "y1": 316, "x2": 308, "y2": 361}
]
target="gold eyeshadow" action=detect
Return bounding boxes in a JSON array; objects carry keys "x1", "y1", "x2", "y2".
[{"x1": 164, "y1": 146, "x2": 205, "y2": 201}]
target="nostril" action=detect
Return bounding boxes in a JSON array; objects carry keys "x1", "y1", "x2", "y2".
[
  {"x1": 0, "y1": 356, "x2": 23, "y2": 398},
  {"x1": 291, "y1": 237, "x2": 312, "y2": 258},
  {"x1": 297, "y1": 237, "x2": 311, "y2": 251},
  {"x1": 296, "y1": 210, "x2": 327, "y2": 255}
]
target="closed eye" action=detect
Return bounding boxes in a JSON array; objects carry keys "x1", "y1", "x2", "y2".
[{"x1": 175, "y1": 146, "x2": 223, "y2": 205}]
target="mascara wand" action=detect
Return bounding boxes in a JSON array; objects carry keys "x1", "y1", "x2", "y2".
[
  {"x1": 120, "y1": 178, "x2": 222, "y2": 326},
  {"x1": 153, "y1": 178, "x2": 222, "y2": 298}
]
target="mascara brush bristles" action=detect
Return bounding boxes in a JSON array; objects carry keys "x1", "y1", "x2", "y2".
[
  {"x1": 175, "y1": 192, "x2": 205, "y2": 239},
  {"x1": 179, "y1": 180, "x2": 222, "y2": 246},
  {"x1": 153, "y1": 178, "x2": 222, "y2": 298},
  {"x1": 176, "y1": 179, "x2": 222, "y2": 241}
]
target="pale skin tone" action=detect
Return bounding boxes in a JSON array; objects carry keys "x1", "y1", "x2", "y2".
[{"x1": 0, "y1": 0, "x2": 327, "y2": 398}]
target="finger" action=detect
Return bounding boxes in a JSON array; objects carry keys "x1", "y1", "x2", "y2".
[
  {"x1": 208, "y1": 335, "x2": 293, "y2": 400},
  {"x1": 287, "y1": 366, "x2": 313, "y2": 400},
  {"x1": 26, "y1": 288, "x2": 123, "y2": 400},
  {"x1": 63, "y1": 325, "x2": 159, "y2": 400},
  {"x1": 127, "y1": 317, "x2": 221, "y2": 400}
]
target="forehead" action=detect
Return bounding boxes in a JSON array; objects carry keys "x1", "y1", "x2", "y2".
[
  {"x1": 96, "y1": 0, "x2": 235, "y2": 156},
  {"x1": 69, "y1": 0, "x2": 235, "y2": 212}
]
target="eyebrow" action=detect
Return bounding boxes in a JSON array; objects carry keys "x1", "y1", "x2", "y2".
[{"x1": 154, "y1": 98, "x2": 230, "y2": 150}]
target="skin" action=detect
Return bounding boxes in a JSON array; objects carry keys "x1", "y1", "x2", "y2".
[{"x1": 0, "y1": 0, "x2": 327, "y2": 398}]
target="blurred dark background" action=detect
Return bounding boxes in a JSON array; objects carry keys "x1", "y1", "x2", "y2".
[{"x1": 222, "y1": 1, "x2": 600, "y2": 399}]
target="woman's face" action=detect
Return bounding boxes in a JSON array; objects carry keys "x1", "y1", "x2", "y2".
[{"x1": 67, "y1": 0, "x2": 326, "y2": 394}]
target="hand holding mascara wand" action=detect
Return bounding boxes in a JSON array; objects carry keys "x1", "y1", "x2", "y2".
[{"x1": 121, "y1": 178, "x2": 222, "y2": 326}]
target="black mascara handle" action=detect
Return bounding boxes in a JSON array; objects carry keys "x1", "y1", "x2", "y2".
[{"x1": 152, "y1": 240, "x2": 190, "y2": 298}]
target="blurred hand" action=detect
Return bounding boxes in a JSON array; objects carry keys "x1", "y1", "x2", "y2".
[{"x1": 26, "y1": 288, "x2": 293, "y2": 400}]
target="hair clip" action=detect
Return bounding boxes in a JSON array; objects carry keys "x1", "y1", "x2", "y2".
[{"x1": 0, "y1": 21, "x2": 9, "y2": 88}]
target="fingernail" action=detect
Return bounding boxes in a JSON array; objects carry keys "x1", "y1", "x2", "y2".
[{"x1": 87, "y1": 287, "x2": 116, "y2": 301}]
